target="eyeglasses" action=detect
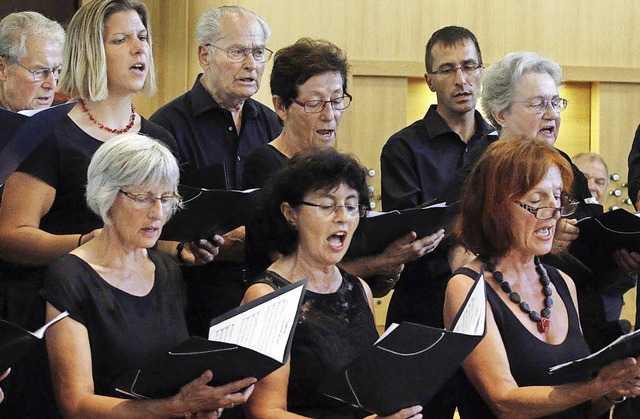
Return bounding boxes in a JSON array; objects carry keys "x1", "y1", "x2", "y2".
[
  {"x1": 514, "y1": 198, "x2": 578, "y2": 220},
  {"x1": 300, "y1": 201, "x2": 367, "y2": 217},
  {"x1": 119, "y1": 190, "x2": 182, "y2": 210},
  {"x1": 205, "y1": 43, "x2": 273, "y2": 63},
  {"x1": 17, "y1": 63, "x2": 62, "y2": 82},
  {"x1": 428, "y1": 62, "x2": 483, "y2": 77},
  {"x1": 513, "y1": 97, "x2": 568, "y2": 114},
  {"x1": 291, "y1": 93, "x2": 352, "y2": 114}
]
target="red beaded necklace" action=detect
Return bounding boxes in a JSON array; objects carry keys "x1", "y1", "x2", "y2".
[{"x1": 79, "y1": 99, "x2": 136, "y2": 134}]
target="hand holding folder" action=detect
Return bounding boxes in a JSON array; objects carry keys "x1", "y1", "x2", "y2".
[
  {"x1": 318, "y1": 275, "x2": 486, "y2": 416},
  {"x1": 550, "y1": 328, "x2": 640, "y2": 380},
  {"x1": 570, "y1": 209, "x2": 640, "y2": 273},
  {"x1": 161, "y1": 185, "x2": 261, "y2": 242},
  {"x1": 113, "y1": 279, "x2": 307, "y2": 399},
  {"x1": 345, "y1": 201, "x2": 460, "y2": 259}
]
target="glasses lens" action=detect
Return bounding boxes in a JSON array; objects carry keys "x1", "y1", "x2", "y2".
[
  {"x1": 304, "y1": 100, "x2": 324, "y2": 113},
  {"x1": 552, "y1": 98, "x2": 568, "y2": 112},
  {"x1": 535, "y1": 207, "x2": 556, "y2": 220},
  {"x1": 462, "y1": 64, "x2": 481, "y2": 76},
  {"x1": 226, "y1": 48, "x2": 248, "y2": 62},
  {"x1": 560, "y1": 202, "x2": 578, "y2": 217},
  {"x1": 332, "y1": 96, "x2": 351, "y2": 110}
]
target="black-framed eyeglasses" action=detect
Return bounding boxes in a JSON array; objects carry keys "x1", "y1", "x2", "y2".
[
  {"x1": 291, "y1": 93, "x2": 352, "y2": 114},
  {"x1": 428, "y1": 62, "x2": 483, "y2": 77},
  {"x1": 512, "y1": 97, "x2": 568, "y2": 114},
  {"x1": 300, "y1": 200, "x2": 367, "y2": 217},
  {"x1": 205, "y1": 43, "x2": 273, "y2": 63},
  {"x1": 514, "y1": 198, "x2": 578, "y2": 220},
  {"x1": 17, "y1": 62, "x2": 61, "y2": 82},
  {"x1": 119, "y1": 190, "x2": 182, "y2": 210}
]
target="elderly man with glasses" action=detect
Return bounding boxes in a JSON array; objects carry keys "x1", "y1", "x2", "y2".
[
  {"x1": 150, "y1": 6, "x2": 282, "y2": 355},
  {"x1": 0, "y1": 11, "x2": 64, "y2": 112}
]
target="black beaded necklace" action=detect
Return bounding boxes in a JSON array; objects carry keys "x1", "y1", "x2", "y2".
[{"x1": 482, "y1": 256, "x2": 553, "y2": 334}]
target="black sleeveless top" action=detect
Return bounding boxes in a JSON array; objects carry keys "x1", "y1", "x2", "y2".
[
  {"x1": 454, "y1": 265, "x2": 591, "y2": 419},
  {"x1": 254, "y1": 269, "x2": 378, "y2": 419}
]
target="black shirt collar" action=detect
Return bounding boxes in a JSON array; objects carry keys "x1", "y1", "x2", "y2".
[
  {"x1": 423, "y1": 104, "x2": 496, "y2": 140},
  {"x1": 190, "y1": 73, "x2": 259, "y2": 119}
]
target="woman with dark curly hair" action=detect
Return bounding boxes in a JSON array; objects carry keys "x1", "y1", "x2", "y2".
[{"x1": 242, "y1": 148, "x2": 422, "y2": 419}]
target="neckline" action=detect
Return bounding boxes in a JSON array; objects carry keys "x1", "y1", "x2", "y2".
[
  {"x1": 68, "y1": 252, "x2": 157, "y2": 298},
  {"x1": 484, "y1": 274, "x2": 570, "y2": 346},
  {"x1": 266, "y1": 269, "x2": 345, "y2": 296}
]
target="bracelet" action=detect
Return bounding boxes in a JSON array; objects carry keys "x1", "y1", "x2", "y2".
[
  {"x1": 176, "y1": 241, "x2": 186, "y2": 264},
  {"x1": 77, "y1": 234, "x2": 84, "y2": 247},
  {"x1": 604, "y1": 394, "x2": 627, "y2": 404}
]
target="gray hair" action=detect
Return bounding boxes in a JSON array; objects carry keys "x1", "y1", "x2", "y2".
[
  {"x1": 195, "y1": 5, "x2": 271, "y2": 46},
  {"x1": 86, "y1": 133, "x2": 180, "y2": 223},
  {"x1": 0, "y1": 11, "x2": 65, "y2": 63},
  {"x1": 482, "y1": 52, "x2": 562, "y2": 130}
]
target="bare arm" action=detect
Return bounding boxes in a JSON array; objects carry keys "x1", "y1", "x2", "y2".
[
  {"x1": 0, "y1": 172, "x2": 89, "y2": 265},
  {"x1": 444, "y1": 273, "x2": 640, "y2": 418},
  {"x1": 242, "y1": 284, "x2": 309, "y2": 419},
  {"x1": 45, "y1": 303, "x2": 255, "y2": 418}
]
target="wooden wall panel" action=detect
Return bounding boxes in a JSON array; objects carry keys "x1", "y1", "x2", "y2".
[
  {"x1": 595, "y1": 83, "x2": 640, "y2": 211},
  {"x1": 555, "y1": 82, "x2": 591, "y2": 159},
  {"x1": 339, "y1": 76, "x2": 407, "y2": 209}
]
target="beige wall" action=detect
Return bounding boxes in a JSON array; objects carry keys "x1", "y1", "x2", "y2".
[{"x1": 130, "y1": 0, "x2": 640, "y2": 211}]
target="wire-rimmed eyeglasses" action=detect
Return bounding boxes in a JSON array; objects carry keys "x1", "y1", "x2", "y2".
[
  {"x1": 205, "y1": 43, "x2": 273, "y2": 63},
  {"x1": 17, "y1": 62, "x2": 61, "y2": 82},
  {"x1": 300, "y1": 200, "x2": 367, "y2": 217},
  {"x1": 291, "y1": 93, "x2": 353, "y2": 113},
  {"x1": 428, "y1": 62, "x2": 483, "y2": 78},
  {"x1": 512, "y1": 97, "x2": 568, "y2": 114},
  {"x1": 119, "y1": 190, "x2": 182, "y2": 210}
]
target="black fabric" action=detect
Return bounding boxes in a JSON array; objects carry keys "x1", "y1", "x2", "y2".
[
  {"x1": 253, "y1": 269, "x2": 378, "y2": 418},
  {"x1": 150, "y1": 74, "x2": 282, "y2": 190},
  {"x1": 453, "y1": 265, "x2": 592, "y2": 419},
  {"x1": 381, "y1": 107, "x2": 496, "y2": 333},
  {"x1": 627, "y1": 124, "x2": 640, "y2": 207},
  {"x1": 437, "y1": 135, "x2": 619, "y2": 353},
  {"x1": 0, "y1": 116, "x2": 176, "y2": 418},
  {"x1": 381, "y1": 105, "x2": 496, "y2": 211},
  {"x1": 41, "y1": 250, "x2": 188, "y2": 397},
  {"x1": 150, "y1": 75, "x2": 282, "y2": 336},
  {"x1": 17, "y1": 116, "x2": 176, "y2": 235},
  {"x1": 242, "y1": 144, "x2": 288, "y2": 189}
]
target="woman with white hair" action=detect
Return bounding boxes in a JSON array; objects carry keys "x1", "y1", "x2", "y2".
[{"x1": 43, "y1": 133, "x2": 255, "y2": 418}]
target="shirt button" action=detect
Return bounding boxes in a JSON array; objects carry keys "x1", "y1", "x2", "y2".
[
  {"x1": 237, "y1": 156, "x2": 241, "y2": 161},
  {"x1": 228, "y1": 126, "x2": 233, "y2": 131}
]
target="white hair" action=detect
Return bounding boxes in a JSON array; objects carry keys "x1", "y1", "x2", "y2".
[
  {"x1": 0, "y1": 11, "x2": 65, "y2": 63},
  {"x1": 195, "y1": 5, "x2": 270, "y2": 46},
  {"x1": 86, "y1": 133, "x2": 180, "y2": 223},
  {"x1": 482, "y1": 52, "x2": 562, "y2": 131}
]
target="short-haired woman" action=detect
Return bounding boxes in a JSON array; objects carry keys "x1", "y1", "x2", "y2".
[
  {"x1": 242, "y1": 37, "x2": 443, "y2": 294},
  {"x1": 243, "y1": 148, "x2": 422, "y2": 419},
  {"x1": 444, "y1": 137, "x2": 640, "y2": 418},
  {"x1": 44, "y1": 133, "x2": 255, "y2": 418}
]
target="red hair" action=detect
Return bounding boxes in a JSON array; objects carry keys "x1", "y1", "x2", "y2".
[{"x1": 455, "y1": 135, "x2": 574, "y2": 257}]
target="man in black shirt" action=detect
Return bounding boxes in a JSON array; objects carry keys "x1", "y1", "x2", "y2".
[
  {"x1": 381, "y1": 26, "x2": 496, "y2": 330},
  {"x1": 150, "y1": 6, "x2": 282, "y2": 337},
  {"x1": 380, "y1": 27, "x2": 495, "y2": 418}
]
